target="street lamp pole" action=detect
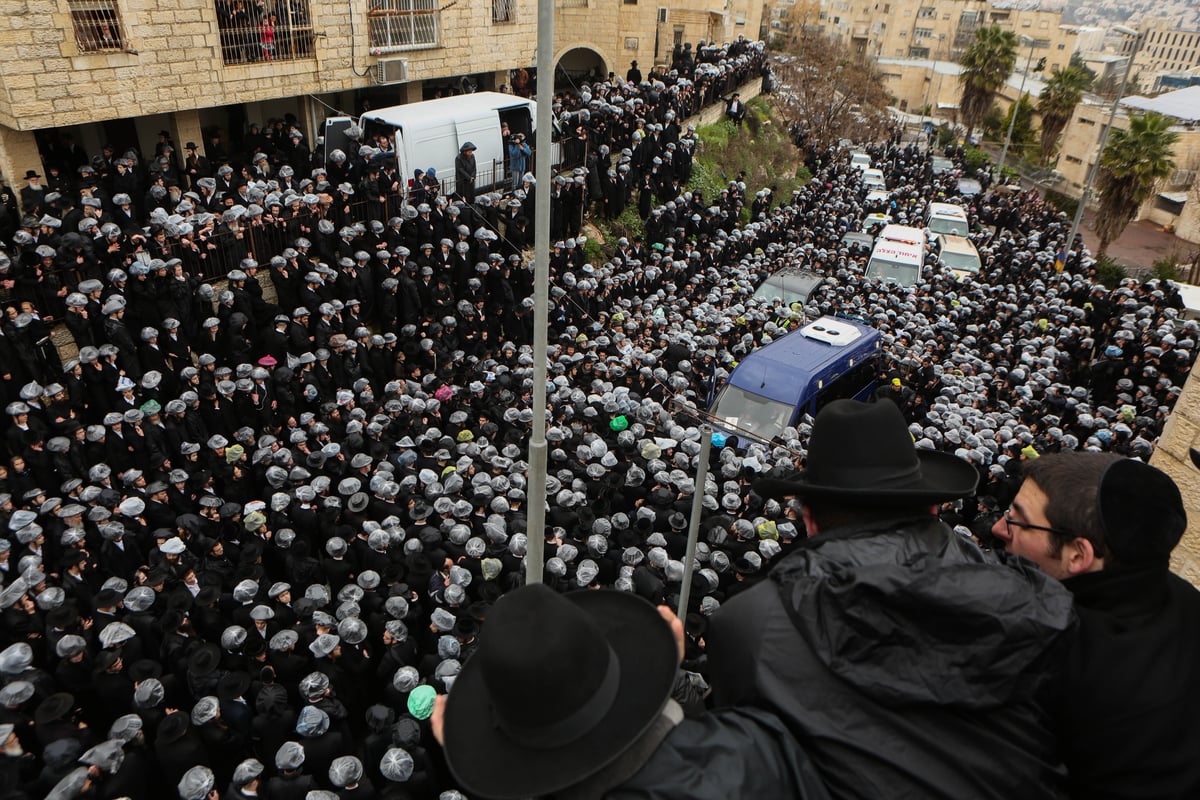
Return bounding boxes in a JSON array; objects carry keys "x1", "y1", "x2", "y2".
[
  {"x1": 1066, "y1": 25, "x2": 1144, "y2": 262},
  {"x1": 921, "y1": 34, "x2": 946, "y2": 149},
  {"x1": 997, "y1": 34, "x2": 1036, "y2": 176}
]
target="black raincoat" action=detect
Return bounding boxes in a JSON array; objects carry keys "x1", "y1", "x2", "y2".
[{"x1": 708, "y1": 516, "x2": 1075, "y2": 800}]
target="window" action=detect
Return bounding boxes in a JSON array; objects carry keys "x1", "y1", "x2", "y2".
[
  {"x1": 914, "y1": 27, "x2": 933, "y2": 38},
  {"x1": 68, "y1": 0, "x2": 126, "y2": 52},
  {"x1": 624, "y1": 0, "x2": 637, "y2": 4},
  {"x1": 493, "y1": 0, "x2": 515, "y2": 23},
  {"x1": 657, "y1": 7, "x2": 667, "y2": 22},
  {"x1": 216, "y1": 0, "x2": 315, "y2": 65},
  {"x1": 1065, "y1": 155, "x2": 1082, "y2": 163},
  {"x1": 909, "y1": 46, "x2": 930, "y2": 58},
  {"x1": 1032, "y1": 38, "x2": 1050, "y2": 48},
  {"x1": 368, "y1": 0, "x2": 439, "y2": 50},
  {"x1": 917, "y1": 6, "x2": 935, "y2": 18}
]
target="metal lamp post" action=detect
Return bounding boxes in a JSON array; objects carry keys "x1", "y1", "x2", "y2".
[
  {"x1": 997, "y1": 34, "x2": 1037, "y2": 176},
  {"x1": 920, "y1": 34, "x2": 946, "y2": 146},
  {"x1": 524, "y1": 0, "x2": 555, "y2": 584},
  {"x1": 1065, "y1": 25, "x2": 1145, "y2": 261}
]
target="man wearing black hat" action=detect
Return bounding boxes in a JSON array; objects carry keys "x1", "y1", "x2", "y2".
[
  {"x1": 707, "y1": 399, "x2": 1076, "y2": 800},
  {"x1": 435, "y1": 583, "x2": 829, "y2": 799},
  {"x1": 998, "y1": 453, "x2": 1200, "y2": 799},
  {"x1": 18, "y1": 170, "x2": 44, "y2": 215}
]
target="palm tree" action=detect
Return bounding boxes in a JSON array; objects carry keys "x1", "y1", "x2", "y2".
[
  {"x1": 1036, "y1": 62, "x2": 1094, "y2": 165},
  {"x1": 1094, "y1": 111, "x2": 1178, "y2": 256},
  {"x1": 959, "y1": 26, "x2": 1017, "y2": 139}
]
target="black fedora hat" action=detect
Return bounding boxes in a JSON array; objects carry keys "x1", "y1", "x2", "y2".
[
  {"x1": 35, "y1": 692, "x2": 74, "y2": 725},
  {"x1": 443, "y1": 585, "x2": 677, "y2": 799},
  {"x1": 189, "y1": 642, "x2": 220, "y2": 676},
  {"x1": 754, "y1": 399, "x2": 978, "y2": 504}
]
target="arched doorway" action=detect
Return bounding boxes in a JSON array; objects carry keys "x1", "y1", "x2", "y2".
[{"x1": 556, "y1": 46, "x2": 607, "y2": 89}]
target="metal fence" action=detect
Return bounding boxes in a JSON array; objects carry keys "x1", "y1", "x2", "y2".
[
  {"x1": 492, "y1": 0, "x2": 517, "y2": 23},
  {"x1": 367, "y1": 0, "x2": 440, "y2": 51},
  {"x1": 215, "y1": 0, "x2": 316, "y2": 65},
  {"x1": 68, "y1": 0, "x2": 126, "y2": 52}
]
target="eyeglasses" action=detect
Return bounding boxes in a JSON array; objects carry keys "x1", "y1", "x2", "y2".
[{"x1": 1002, "y1": 512, "x2": 1070, "y2": 540}]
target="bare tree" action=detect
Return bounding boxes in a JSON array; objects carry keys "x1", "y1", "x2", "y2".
[{"x1": 772, "y1": 29, "x2": 892, "y2": 154}]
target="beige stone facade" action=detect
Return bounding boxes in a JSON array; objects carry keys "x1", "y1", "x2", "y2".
[
  {"x1": 1055, "y1": 97, "x2": 1200, "y2": 245},
  {"x1": 1153, "y1": 364, "x2": 1200, "y2": 588},
  {"x1": 1135, "y1": 18, "x2": 1200, "y2": 86},
  {"x1": 0, "y1": 0, "x2": 761, "y2": 194},
  {"x1": 813, "y1": 0, "x2": 1077, "y2": 70}
]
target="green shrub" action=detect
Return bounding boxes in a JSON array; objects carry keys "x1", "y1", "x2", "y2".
[
  {"x1": 936, "y1": 124, "x2": 956, "y2": 149},
  {"x1": 688, "y1": 158, "x2": 726, "y2": 206},
  {"x1": 1094, "y1": 255, "x2": 1127, "y2": 288},
  {"x1": 697, "y1": 119, "x2": 737, "y2": 150},
  {"x1": 1043, "y1": 189, "x2": 1079, "y2": 219},
  {"x1": 582, "y1": 236, "x2": 603, "y2": 264},
  {"x1": 963, "y1": 147, "x2": 990, "y2": 173},
  {"x1": 1151, "y1": 255, "x2": 1182, "y2": 282},
  {"x1": 599, "y1": 205, "x2": 646, "y2": 243}
]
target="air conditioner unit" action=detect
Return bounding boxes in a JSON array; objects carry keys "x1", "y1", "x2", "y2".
[{"x1": 375, "y1": 57, "x2": 409, "y2": 84}]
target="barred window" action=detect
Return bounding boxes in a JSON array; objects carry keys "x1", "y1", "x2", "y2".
[
  {"x1": 493, "y1": 0, "x2": 516, "y2": 24},
  {"x1": 68, "y1": 0, "x2": 126, "y2": 52},
  {"x1": 368, "y1": 0, "x2": 440, "y2": 51},
  {"x1": 214, "y1": 0, "x2": 316, "y2": 66}
]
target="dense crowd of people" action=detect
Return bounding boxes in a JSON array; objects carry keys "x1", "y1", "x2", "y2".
[{"x1": 0, "y1": 40, "x2": 1195, "y2": 800}]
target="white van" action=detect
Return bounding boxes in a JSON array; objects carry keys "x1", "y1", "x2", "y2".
[
  {"x1": 937, "y1": 234, "x2": 982, "y2": 279},
  {"x1": 323, "y1": 92, "x2": 537, "y2": 197},
  {"x1": 861, "y1": 168, "x2": 887, "y2": 190},
  {"x1": 877, "y1": 223, "x2": 926, "y2": 248},
  {"x1": 926, "y1": 202, "x2": 970, "y2": 239},
  {"x1": 866, "y1": 239, "x2": 924, "y2": 287},
  {"x1": 850, "y1": 152, "x2": 872, "y2": 171}
]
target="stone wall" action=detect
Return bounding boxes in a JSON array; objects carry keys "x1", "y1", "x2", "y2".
[
  {"x1": 0, "y1": 0, "x2": 539, "y2": 131},
  {"x1": 1153, "y1": 364, "x2": 1200, "y2": 587}
]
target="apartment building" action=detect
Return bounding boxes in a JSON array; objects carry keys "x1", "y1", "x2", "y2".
[
  {"x1": 1056, "y1": 86, "x2": 1200, "y2": 244},
  {"x1": 0, "y1": 0, "x2": 761, "y2": 188}
]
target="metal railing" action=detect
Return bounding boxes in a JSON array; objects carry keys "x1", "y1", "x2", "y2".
[
  {"x1": 367, "y1": 0, "x2": 440, "y2": 51},
  {"x1": 68, "y1": 0, "x2": 126, "y2": 52},
  {"x1": 215, "y1": 1, "x2": 316, "y2": 65},
  {"x1": 492, "y1": 0, "x2": 517, "y2": 23}
]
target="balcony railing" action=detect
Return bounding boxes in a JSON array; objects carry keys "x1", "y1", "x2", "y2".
[
  {"x1": 367, "y1": 0, "x2": 440, "y2": 52},
  {"x1": 215, "y1": 1, "x2": 316, "y2": 66},
  {"x1": 68, "y1": 0, "x2": 126, "y2": 52}
]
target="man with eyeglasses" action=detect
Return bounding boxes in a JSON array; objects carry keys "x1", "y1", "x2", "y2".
[{"x1": 994, "y1": 452, "x2": 1200, "y2": 800}]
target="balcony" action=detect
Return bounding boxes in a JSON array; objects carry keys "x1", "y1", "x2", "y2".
[{"x1": 215, "y1": 0, "x2": 315, "y2": 66}]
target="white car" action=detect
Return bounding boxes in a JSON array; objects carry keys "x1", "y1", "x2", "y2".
[
  {"x1": 861, "y1": 168, "x2": 886, "y2": 190},
  {"x1": 850, "y1": 152, "x2": 872, "y2": 172}
]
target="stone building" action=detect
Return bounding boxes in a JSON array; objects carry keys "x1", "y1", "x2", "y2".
[
  {"x1": 1056, "y1": 85, "x2": 1200, "y2": 245},
  {"x1": 0, "y1": 0, "x2": 761, "y2": 199}
]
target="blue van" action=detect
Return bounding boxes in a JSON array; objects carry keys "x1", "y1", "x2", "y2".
[{"x1": 707, "y1": 316, "x2": 881, "y2": 445}]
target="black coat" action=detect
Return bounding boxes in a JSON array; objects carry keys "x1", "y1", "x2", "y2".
[
  {"x1": 708, "y1": 518, "x2": 1075, "y2": 800},
  {"x1": 1056, "y1": 567, "x2": 1200, "y2": 800},
  {"x1": 595, "y1": 705, "x2": 830, "y2": 800}
]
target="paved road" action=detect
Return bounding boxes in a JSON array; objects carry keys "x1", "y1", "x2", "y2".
[{"x1": 1077, "y1": 209, "x2": 1200, "y2": 274}]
